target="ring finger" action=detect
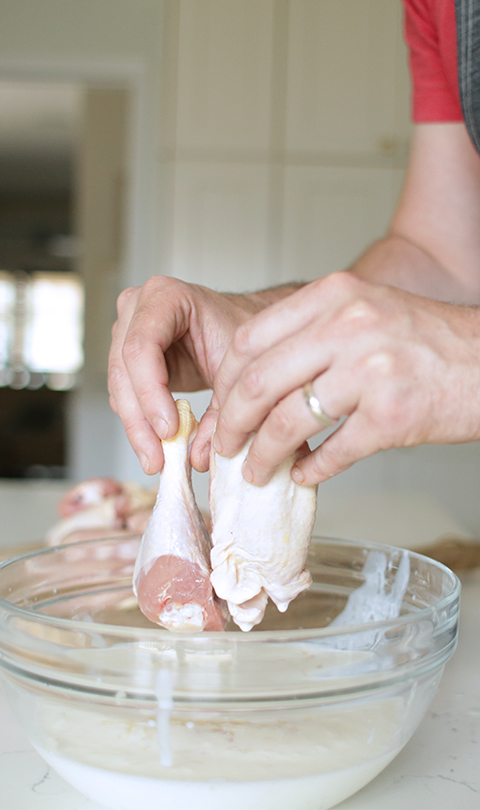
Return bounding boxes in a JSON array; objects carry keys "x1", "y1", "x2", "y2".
[{"x1": 241, "y1": 373, "x2": 358, "y2": 487}]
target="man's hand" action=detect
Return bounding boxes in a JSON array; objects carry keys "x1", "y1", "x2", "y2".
[
  {"x1": 109, "y1": 124, "x2": 480, "y2": 485},
  {"x1": 108, "y1": 276, "x2": 299, "y2": 475},
  {"x1": 212, "y1": 272, "x2": 480, "y2": 487}
]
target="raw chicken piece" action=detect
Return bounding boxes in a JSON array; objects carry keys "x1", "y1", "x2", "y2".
[
  {"x1": 209, "y1": 435, "x2": 318, "y2": 631},
  {"x1": 115, "y1": 482, "x2": 158, "y2": 525},
  {"x1": 57, "y1": 478, "x2": 123, "y2": 517},
  {"x1": 133, "y1": 400, "x2": 228, "y2": 632},
  {"x1": 46, "y1": 494, "x2": 123, "y2": 545},
  {"x1": 46, "y1": 478, "x2": 157, "y2": 545}
]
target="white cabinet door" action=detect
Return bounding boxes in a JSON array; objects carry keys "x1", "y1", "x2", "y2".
[
  {"x1": 280, "y1": 165, "x2": 404, "y2": 283},
  {"x1": 285, "y1": 0, "x2": 407, "y2": 157},
  {"x1": 175, "y1": 0, "x2": 275, "y2": 153},
  {"x1": 170, "y1": 161, "x2": 271, "y2": 291},
  {"x1": 166, "y1": 0, "x2": 410, "y2": 292}
]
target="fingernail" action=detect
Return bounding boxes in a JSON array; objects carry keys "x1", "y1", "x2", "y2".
[
  {"x1": 291, "y1": 465, "x2": 304, "y2": 484},
  {"x1": 213, "y1": 434, "x2": 223, "y2": 454},
  {"x1": 139, "y1": 453, "x2": 150, "y2": 474},
  {"x1": 153, "y1": 416, "x2": 168, "y2": 439},
  {"x1": 242, "y1": 461, "x2": 254, "y2": 484}
]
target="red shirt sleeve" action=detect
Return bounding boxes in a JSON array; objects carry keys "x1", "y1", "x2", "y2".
[{"x1": 403, "y1": 0, "x2": 462, "y2": 122}]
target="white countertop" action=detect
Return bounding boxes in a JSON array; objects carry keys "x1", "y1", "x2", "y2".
[
  {"x1": 0, "y1": 480, "x2": 476, "y2": 552},
  {"x1": 0, "y1": 568, "x2": 478, "y2": 810}
]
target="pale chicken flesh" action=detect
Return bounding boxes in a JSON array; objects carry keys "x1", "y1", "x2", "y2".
[
  {"x1": 209, "y1": 435, "x2": 318, "y2": 631},
  {"x1": 46, "y1": 478, "x2": 156, "y2": 545},
  {"x1": 133, "y1": 400, "x2": 228, "y2": 632}
]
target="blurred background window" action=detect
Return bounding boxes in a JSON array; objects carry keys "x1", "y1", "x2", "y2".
[
  {"x1": 0, "y1": 270, "x2": 84, "y2": 386},
  {"x1": 0, "y1": 81, "x2": 82, "y2": 479},
  {"x1": 0, "y1": 271, "x2": 15, "y2": 368},
  {"x1": 24, "y1": 272, "x2": 84, "y2": 378}
]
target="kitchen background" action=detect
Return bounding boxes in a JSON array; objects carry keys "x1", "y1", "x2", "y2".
[{"x1": 0, "y1": 0, "x2": 478, "y2": 547}]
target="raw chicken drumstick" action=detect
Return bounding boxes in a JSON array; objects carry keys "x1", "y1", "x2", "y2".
[
  {"x1": 209, "y1": 435, "x2": 318, "y2": 631},
  {"x1": 46, "y1": 478, "x2": 156, "y2": 545},
  {"x1": 133, "y1": 400, "x2": 228, "y2": 632}
]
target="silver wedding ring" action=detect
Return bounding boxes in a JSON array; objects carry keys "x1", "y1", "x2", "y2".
[{"x1": 303, "y1": 381, "x2": 336, "y2": 427}]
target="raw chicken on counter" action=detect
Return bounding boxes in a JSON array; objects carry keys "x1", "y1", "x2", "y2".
[
  {"x1": 133, "y1": 400, "x2": 228, "y2": 632},
  {"x1": 46, "y1": 477, "x2": 157, "y2": 545}
]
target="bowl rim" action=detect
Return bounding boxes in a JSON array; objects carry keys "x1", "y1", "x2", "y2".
[{"x1": 0, "y1": 535, "x2": 461, "y2": 645}]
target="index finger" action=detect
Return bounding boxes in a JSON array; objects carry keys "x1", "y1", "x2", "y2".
[
  {"x1": 108, "y1": 287, "x2": 166, "y2": 473},
  {"x1": 213, "y1": 280, "x2": 324, "y2": 409},
  {"x1": 120, "y1": 277, "x2": 194, "y2": 440}
]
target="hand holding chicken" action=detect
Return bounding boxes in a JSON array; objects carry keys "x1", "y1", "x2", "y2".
[{"x1": 134, "y1": 399, "x2": 317, "y2": 632}]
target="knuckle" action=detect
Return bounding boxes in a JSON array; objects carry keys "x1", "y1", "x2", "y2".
[
  {"x1": 121, "y1": 416, "x2": 143, "y2": 444},
  {"x1": 317, "y1": 441, "x2": 347, "y2": 474},
  {"x1": 306, "y1": 277, "x2": 325, "y2": 298},
  {"x1": 267, "y1": 402, "x2": 297, "y2": 442},
  {"x1": 317, "y1": 270, "x2": 358, "y2": 298},
  {"x1": 232, "y1": 321, "x2": 255, "y2": 358},
  {"x1": 239, "y1": 363, "x2": 264, "y2": 400},
  {"x1": 339, "y1": 298, "x2": 379, "y2": 328},
  {"x1": 246, "y1": 443, "x2": 268, "y2": 472},
  {"x1": 135, "y1": 386, "x2": 157, "y2": 416},
  {"x1": 216, "y1": 411, "x2": 243, "y2": 438},
  {"x1": 305, "y1": 452, "x2": 329, "y2": 480},
  {"x1": 122, "y1": 330, "x2": 145, "y2": 365},
  {"x1": 363, "y1": 350, "x2": 396, "y2": 377},
  {"x1": 141, "y1": 275, "x2": 165, "y2": 296},
  {"x1": 143, "y1": 275, "x2": 186, "y2": 301},
  {"x1": 116, "y1": 286, "x2": 138, "y2": 314},
  {"x1": 107, "y1": 361, "x2": 125, "y2": 390}
]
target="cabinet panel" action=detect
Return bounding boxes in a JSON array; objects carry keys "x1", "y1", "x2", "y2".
[
  {"x1": 280, "y1": 166, "x2": 401, "y2": 283},
  {"x1": 175, "y1": 0, "x2": 275, "y2": 152},
  {"x1": 394, "y1": 1, "x2": 413, "y2": 145},
  {"x1": 285, "y1": 0, "x2": 401, "y2": 155},
  {"x1": 171, "y1": 162, "x2": 270, "y2": 292}
]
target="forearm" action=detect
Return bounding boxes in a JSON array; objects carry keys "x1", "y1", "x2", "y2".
[
  {"x1": 351, "y1": 123, "x2": 480, "y2": 305},
  {"x1": 350, "y1": 234, "x2": 480, "y2": 305},
  {"x1": 244, "y1": 237, "x2": 478, "y2": 307},
  {"x1": 236, "y1": 226, "x2": 479, "y2": 311}
]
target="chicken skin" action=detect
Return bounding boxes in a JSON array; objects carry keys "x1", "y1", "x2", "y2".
[{"x1": 209, "y1": 434, "x2": 318, "y2": 631}]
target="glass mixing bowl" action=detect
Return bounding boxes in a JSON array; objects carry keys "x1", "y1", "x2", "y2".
[{"x1": 0, "y1": 536, "x2": 460, "y2": 810}]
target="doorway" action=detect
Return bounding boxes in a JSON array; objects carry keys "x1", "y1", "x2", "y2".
[{"x1": 0, "y1": 81, "x2": 82, "y2": 477}]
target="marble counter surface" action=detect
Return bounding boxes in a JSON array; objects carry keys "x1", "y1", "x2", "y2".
[{"x1": 0, "y1": 569, "x2": 479, "y2": 810}]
